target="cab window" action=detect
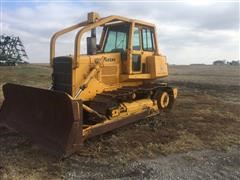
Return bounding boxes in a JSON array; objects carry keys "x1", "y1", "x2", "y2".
[
  {"x1": 132, "y1": 26, "x2": 140, "y2": 50},
  {"x1": 104, "y1": 24, "x2": 129, "y2": 53},
  {"x1": 142, "y1": 28, "x2": 154, "y2": 51}
]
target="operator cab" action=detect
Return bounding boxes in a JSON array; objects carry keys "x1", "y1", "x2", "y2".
[{"x1": 87, "y1": 22, "x2": 158, "y2": 75}]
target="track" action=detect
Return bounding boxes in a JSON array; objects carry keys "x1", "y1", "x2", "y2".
[{"x1": 84, "y1": 83, "x2": 168, "y2": 124}]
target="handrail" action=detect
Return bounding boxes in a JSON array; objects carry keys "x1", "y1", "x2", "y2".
[
  {"x1": 49, "y1": 21, "x2": 88, "y2": 66},
  {"x1": 50, "y1": 14, "x2": 158, "y2": 69},
  {"x1": 73, "y1": 16, "x2": 131, "y2": 68}
]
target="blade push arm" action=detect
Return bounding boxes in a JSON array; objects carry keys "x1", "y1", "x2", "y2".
[{"x1": 74, "y1": 57, "x2": 104, "y2": 99}]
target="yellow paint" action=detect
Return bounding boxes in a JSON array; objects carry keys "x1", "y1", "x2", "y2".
[
  {"x1": 50, "y1": 11, "x2": 177, "y2": 112},
  {"x1": 122, "y1": 99, "x2": 156, "y2": 114}
]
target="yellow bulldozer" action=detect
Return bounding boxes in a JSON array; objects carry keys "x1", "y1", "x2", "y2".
[{"x1": 0, "y1": 12, "x2": 177, "y2": 156}]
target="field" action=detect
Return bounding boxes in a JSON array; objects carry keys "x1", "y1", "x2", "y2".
[{"x1": 0, "y1": 64, "x2": 240, "y2": 179}]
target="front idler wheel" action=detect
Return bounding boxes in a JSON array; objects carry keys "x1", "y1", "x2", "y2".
[{"x1": 155, "y1": 90, "x2": 173, "y2": 112}]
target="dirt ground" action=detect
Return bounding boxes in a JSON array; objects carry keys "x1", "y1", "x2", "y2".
[{"x1": 0, "y1": 64, "x2": 239, "y2": 179}]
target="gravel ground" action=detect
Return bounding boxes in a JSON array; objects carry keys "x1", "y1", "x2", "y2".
[
  {"x1": 133, "y1": 146, "x2": 240, "y2": 180},
  {"x1": 64, "y1": 146, "x2": 240, "y2": 179}
]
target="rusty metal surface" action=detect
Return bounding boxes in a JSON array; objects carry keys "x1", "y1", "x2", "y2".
[{"x1": 0, "y1": 83, "x2": 83, "y2": 156}]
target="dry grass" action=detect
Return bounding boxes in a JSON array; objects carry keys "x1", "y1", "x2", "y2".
[
  {"x1": 166, "y1": 65, "x2": 240, "y2": 86},
  {"x1": 0, "y1": 64, "x2": 51, "y2": 102},
  {"x1": 0, "y1": 64, "x2": 240, "y2": 179}
]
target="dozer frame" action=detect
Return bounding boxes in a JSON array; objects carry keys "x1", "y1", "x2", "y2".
[{"x1": 0, "y1": 12, "x2": 177, "y2": 156}]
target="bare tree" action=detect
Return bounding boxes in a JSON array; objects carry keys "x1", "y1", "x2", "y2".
[{"x1": 0, "y1": 35, "x2": 28, "y2": 66}]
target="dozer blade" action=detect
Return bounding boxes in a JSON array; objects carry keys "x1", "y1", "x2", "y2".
[{"x1": 0, "y1": 83, "x2": 83, "y2": 156}]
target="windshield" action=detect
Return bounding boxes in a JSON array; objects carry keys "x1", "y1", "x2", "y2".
[{"x1": 104, "y1": 24, "x2": 129, "y2": 53}]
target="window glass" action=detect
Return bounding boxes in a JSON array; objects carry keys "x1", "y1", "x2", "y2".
[
  {"x1": 142, "y1": 28, "x2": 147, "y2": 50},
  {"x1": 151, "y1": 31, "x2": 155, "y2": 50},
  {"x1": 147, "y1": 29, "x2": 153, "y2": 50},
  {"x1": 133, "y1": 27, "x2": 140, "y2": 50},
  {"x1": 104, "y1": 25, "x2": 129, "y2": 53},
  {"x1": 132, "y1": 54, "x2": 141, "y2": 71},
  {"x1": 116, "y1": 32, "x2": 127, "y2": 50},
  {"x1": 142, "y1": 28, "x2": 154, "y2": 51},
  {"x1": 104, "y1": 31, "x2": 117, "y2": 52}
]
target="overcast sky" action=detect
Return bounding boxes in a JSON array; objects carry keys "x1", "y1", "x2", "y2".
[{"x1": 1, "y1": 0, "x2": 239, "y2": 64}]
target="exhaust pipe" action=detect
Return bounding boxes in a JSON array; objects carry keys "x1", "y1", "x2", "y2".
[{"x1": 87, "y1": 28, "x2": 97, "y2": 55}]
